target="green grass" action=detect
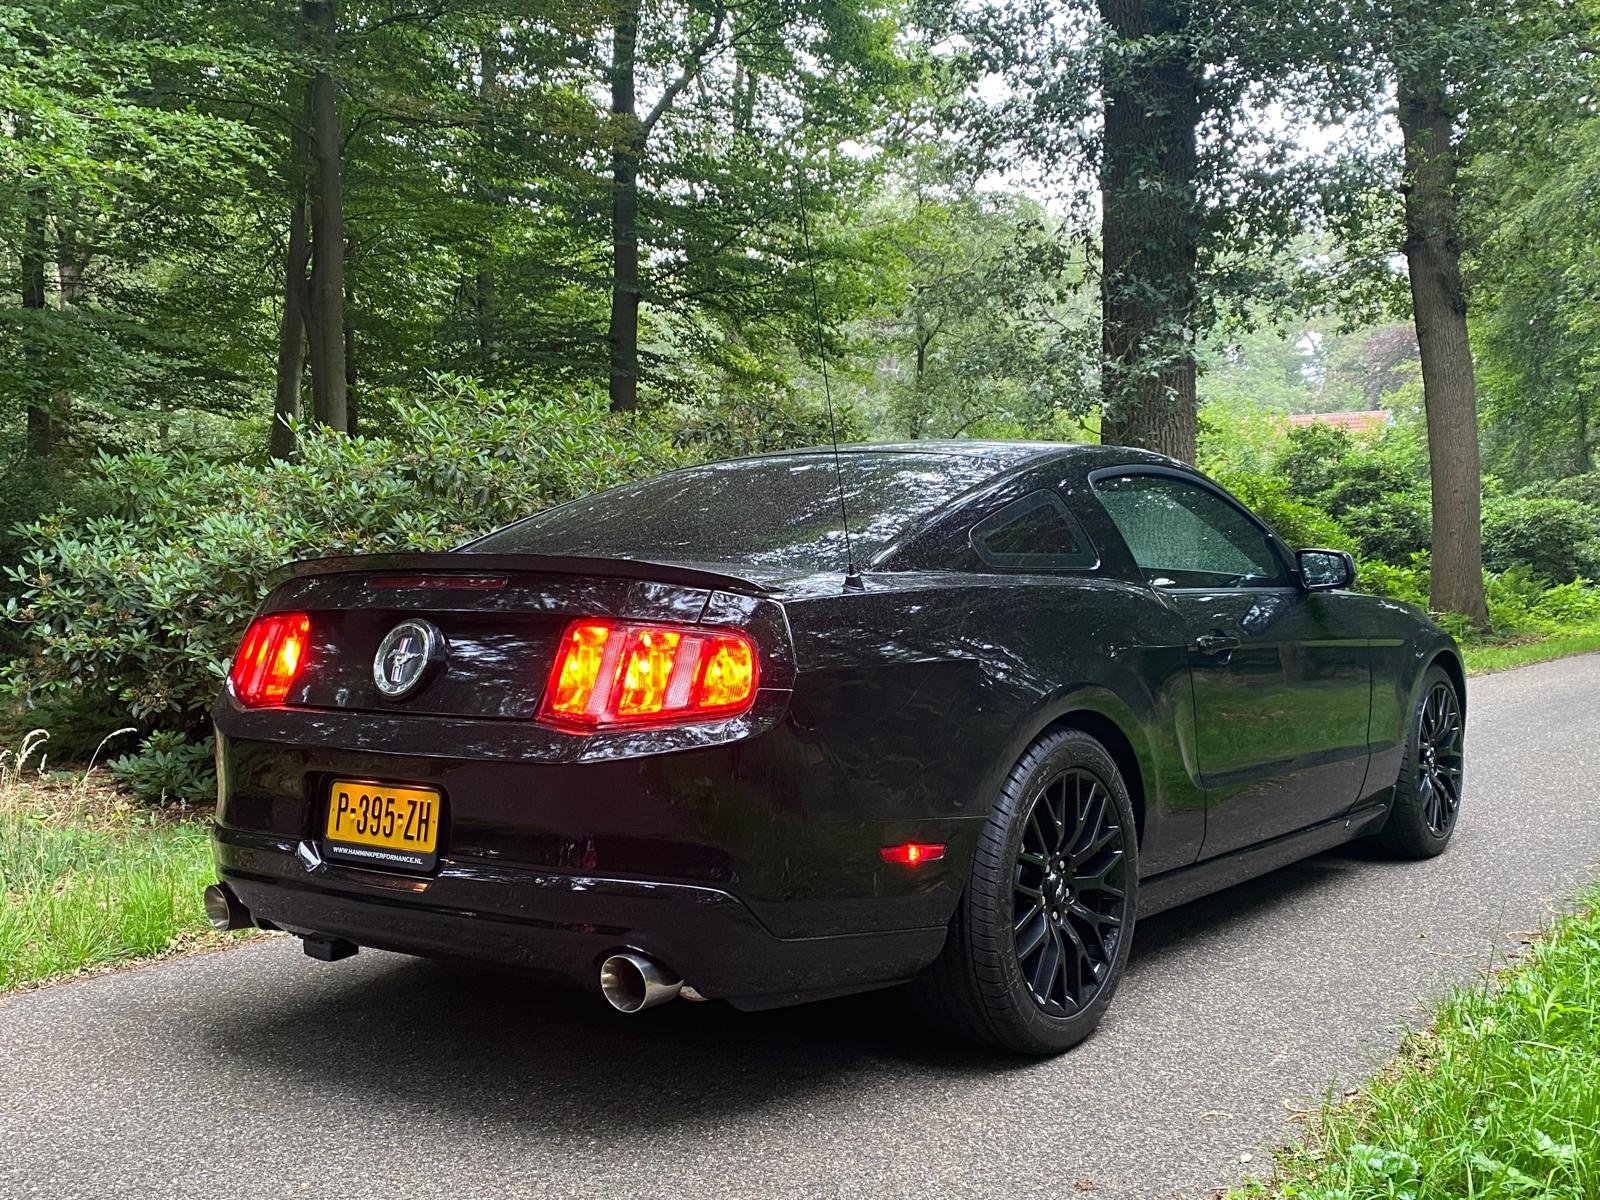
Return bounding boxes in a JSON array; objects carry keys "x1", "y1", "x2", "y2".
[
  {"x1": 0, "y1": 777, "x2": 241, "y2": 991},
  {"x1": 1232, "y1": 887, "x2": 1600, "y2": 1200},
  {"x1": 1463, "y1": 626, "x2": 1600, "y2": 675}
]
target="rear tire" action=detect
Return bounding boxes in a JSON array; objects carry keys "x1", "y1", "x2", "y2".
[
  {"x1": 1373, "y1": 664, "x2": 1464, "y2": 859},
  {"x1": 913, "y1": 728, "x2": 1137, "y2": 1055}
]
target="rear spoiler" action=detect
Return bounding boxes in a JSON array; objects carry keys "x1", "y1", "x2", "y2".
[{"x1": 270, "y1": 552, "x2": 771, "y2": 596}]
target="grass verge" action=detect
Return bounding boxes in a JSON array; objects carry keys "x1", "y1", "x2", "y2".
[
  {"x1": 0, "y1": 769, "x2": 249, "y2": 992},
  {"x1": 1463, "y1": 626, "x2": 1600, "y2": 675},
  {"x1": 1231, "y1": 886, "x2": 1600, "y2": 1199}
]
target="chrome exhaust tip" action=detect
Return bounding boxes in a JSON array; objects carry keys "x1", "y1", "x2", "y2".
[
  {"x1": 203, "y1": 883, "x2": 252, "y2": 932},
  {"x1": 599, "y1": 952, "x2": 684, "y2": 1013}
]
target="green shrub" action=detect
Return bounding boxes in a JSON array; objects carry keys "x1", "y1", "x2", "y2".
[
  {"x1": 1530, "y1": 578, "x2": 1600, "y2": 625},
  {"x1": 1268, "y1": 422, "x2": 1431, "y2": 563},
  {"x1": 1539, "y1": 471, "x2": 1600, "y2": 510},
  {"x1": 1481, "y1": 496, "x2": 1600, "y2": 584},
  {"x1": 1214, "y1": 469, "x2": 1357, "y2": 553},
  {"x1": 1358, "y1": 559, "x2": 1430, "y2": 609},
  {"x1": 1275, "y1": 423, "x2": 1357, "y2": 499},
  {"x1": 107, "y1": 732, "x2": 216, "y2": 807},
  {"x1": 670, "y1": 385, "x2": 864, "y2": 459},
  {"x1": 3, "y1": 377, "x2": 683, "y2": 802},
  {"x1": 1335, "y1": 491, "x2": 1432, "y2": 563}
]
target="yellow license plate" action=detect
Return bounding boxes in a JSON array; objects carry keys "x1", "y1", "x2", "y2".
[{"x1": 324, "y1": 780, "x2": 441, "y2": 871}]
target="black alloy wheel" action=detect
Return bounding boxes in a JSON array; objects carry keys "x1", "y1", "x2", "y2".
[
  {"x1": 1011, "y1": 768, "x2": 1127, "y2": 1017},
  {"x1": 1415, "y1": 680, "x2": 1464, "y2": 837},
  {"x1": 1374, "y1": 663, "x2": 1465, "y2": 858},
  {"x1": 911, "y1": 728, "x2": 1138, "y2": 1055}
]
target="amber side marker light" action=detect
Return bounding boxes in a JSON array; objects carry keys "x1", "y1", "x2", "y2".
[
  {"x1": 880, "y1": 842, "x2": 946, "y2": 866},
  {"x1": 229, "y1": 612, "x2": 311, "y2": 707},
  {"x1": 539, "y1": 618, "x2": 759, "y2": 729}
]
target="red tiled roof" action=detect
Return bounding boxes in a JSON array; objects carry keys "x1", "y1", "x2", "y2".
[{"x1": 1285, "y1": 410, "x2": 1391, "y2": 435}]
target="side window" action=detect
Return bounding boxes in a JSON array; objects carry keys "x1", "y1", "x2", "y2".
[
  {"x1": 971, "y1": 490, "x2": 1098, "y2": 571},
  {"x1": 1093, "y1": 472, "x2": 1285, "y2": 589}
]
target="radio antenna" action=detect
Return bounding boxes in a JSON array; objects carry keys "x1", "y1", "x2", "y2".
[{"x1": 796, "y1": 165, "x2": 863, "y2": 592}]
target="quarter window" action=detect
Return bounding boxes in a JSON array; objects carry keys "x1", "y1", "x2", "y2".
[
  {"x1": 1094, "y1": 473, "x2": 1285, "y2": 589},
  {"x1": 971, "y1": 491, "x2": 1097, "y2": 570}
]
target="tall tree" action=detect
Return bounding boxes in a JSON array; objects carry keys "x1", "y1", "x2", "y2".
[
  {"x1": 1097, "y1": 0, "x2": 1201, "y2": 460},
  {"x1": 607, "y1": 0, "x2": 645, "y2": 412},
  {"x1": 966, "y1": 0, "x2": 1376, "y2": 463},
  {"x1": 304, "y1": 0, "x2": 348, "y2": 431},
  {"x1": 1396, "y1": 53, "x2": 1486, "y2": 624},
  {"x1": 0, "y1": 0, "x2": 262, "y2": 469},
  {"x1": 20, "y1": 179, "x2": 51, "y2": 458},
  {"x1": 1474, "y1": 116, "x2": 1600, "y2": 480}
]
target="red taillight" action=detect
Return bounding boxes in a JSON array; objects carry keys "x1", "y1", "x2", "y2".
[
  {"x1": 880, "y1": 842, "x2": 946, "y2": 866},
  {"x1": 539, "y1": 619, "x2": 759, "y2": 729},
  {"x1": 228, "y1": 612, "x2": 311, "y2": 707}
]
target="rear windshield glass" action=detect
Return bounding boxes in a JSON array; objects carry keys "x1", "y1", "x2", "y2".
[{"x1": 466, "y1": 453, "x2": 997, "y2": 572}]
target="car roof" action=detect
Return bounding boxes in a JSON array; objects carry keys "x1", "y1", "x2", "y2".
[{"x1": 748, "y1": 440, "x2": 1187, "y2": 476}]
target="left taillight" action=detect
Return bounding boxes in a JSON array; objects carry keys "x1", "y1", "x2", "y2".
[
  {"x1": 538, "y1": 618, "x2": 759, "y2": 730},
  {"x1": 228, "y1": 612, "x2": 311, "y2": 708}
]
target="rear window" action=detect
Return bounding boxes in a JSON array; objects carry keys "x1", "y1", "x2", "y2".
[
  {"x1": 466, "y1": 453, "x2": 998, "y2": 572},
  {"x1": 971, "y1": 491, "x2": 1097, "y2": 570}
]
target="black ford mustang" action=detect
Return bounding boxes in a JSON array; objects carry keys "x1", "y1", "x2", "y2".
[{"x1": 208, "y1": 441, "x2": 1465, "y2": 1054}]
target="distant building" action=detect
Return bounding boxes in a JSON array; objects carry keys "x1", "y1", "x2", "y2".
[{"x1": 1286, "y1": 410, "x2": 1391, "y2": 437}]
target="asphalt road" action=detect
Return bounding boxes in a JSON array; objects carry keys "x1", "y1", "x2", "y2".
[{"x1": 5, "y1": 655, "x2": 1600, "y2": 1200}]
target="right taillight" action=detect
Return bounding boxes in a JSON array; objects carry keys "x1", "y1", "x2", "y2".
[
  {"x1": 228, "y1": 612, "x2": 311, "y2": 707},
  {"x1": 539, "y1": 619, "x2": 759, "y2": 730}
]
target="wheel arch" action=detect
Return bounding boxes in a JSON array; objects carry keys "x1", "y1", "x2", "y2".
[
  {"x1": 1429, "y1": 646, "x2": 1467, "y2": 720},
  {"x1": 1033, "y1": 706, "x2": 1148, "y2": 850}
]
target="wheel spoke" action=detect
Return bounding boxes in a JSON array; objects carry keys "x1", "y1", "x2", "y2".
[
  {"x1": 1074, "y1": 787, "x2": 1107, "y2": 857},
  {"x1": 1067, "y1": 775, "x2": 1090, "y2": 848},
  {"x1": 1034, "y1": 927, "x2": 1062, "y2": 1003},
  {"x1": 1070, "y1": 899, "x2": 1121, "y2": 930},
  {"x1": 1076, "y1": 823, "x2": 1120, "y2": 864},
  {"x1": 1060, "y1": 926, "x2": 1082, "y2": 1011},
  {"x1": 1058, "y1": 914, "x2": 1094, "y2": 980},
  {"x1": 1075, "y1": 848, "x2": 1124, "y2": 890},
  {"x1": 1026, "y1": 808, "x2": 1052, "y2": 857},
  {"x1": 1015, "y1": 911, "x2": 1049, "y2": 960},
  {"x1": 1045, "y1": 779, "x2": 1067, "y2": 846}
]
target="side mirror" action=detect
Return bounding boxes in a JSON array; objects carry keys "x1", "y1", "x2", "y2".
[{"x1": 1297, "y1": 548, "x2": 1356, "y2": 591}]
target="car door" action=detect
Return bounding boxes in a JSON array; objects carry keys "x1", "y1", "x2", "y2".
[{"x1": 1091, "y1": 467, "x2": 1373, "y2": 858}]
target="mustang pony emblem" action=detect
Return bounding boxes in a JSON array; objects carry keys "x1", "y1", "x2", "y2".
[{"x1": 372, "y1": 619, "x2": 444, "y2": 699}]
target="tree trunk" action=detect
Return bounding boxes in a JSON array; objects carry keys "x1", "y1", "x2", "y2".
[
  {"x1": 1576, "y1": 390, "x2": 1591, "y2": 474},
  {"x1": 1398, "y1": 68, "x2": 1489, "y2": 626},
  {"x1": 272, "y1": 81, "x2": 312, "y2": 460},
  {"x1": 305, "y1": 0, "x2": 348, "y2": 431},
  {"x1": 475, "y1": 39, "x2": 498, "y2": 372},
  {"x1": 51, "y1": 228, "x2": 87, "y2": 451},
  {"x1": 1097, "y1": 0, "x2": 1201, "y2": 463},
  {"x1": 22, "y1": 186, "x2": 50, "y2": 458},
  {"x1": 272, "y1": 188, "x2": 311, "y2": 460},
  {"x1": 607, "y1": 0, "x2": 642, "y2": 413},
  {"x1": 343, "y1": 296, "x2": 357, "y2": 434}
]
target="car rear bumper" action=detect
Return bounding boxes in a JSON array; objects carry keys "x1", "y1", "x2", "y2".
[{"x1": 214, "y1": 826, "x2": 948, "y2": 1009}]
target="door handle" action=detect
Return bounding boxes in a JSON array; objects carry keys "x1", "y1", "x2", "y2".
[{"x1": 1194, "y1": 631, "x2": 1241, "y2": 655}]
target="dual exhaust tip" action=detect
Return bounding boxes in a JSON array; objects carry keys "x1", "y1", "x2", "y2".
[
  {"x1": 599, "y1": 952, "x2": 701, "y2": 1013},
  {"x1": 203, "y1": 883, "x2": 253, "y2": 932}
]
